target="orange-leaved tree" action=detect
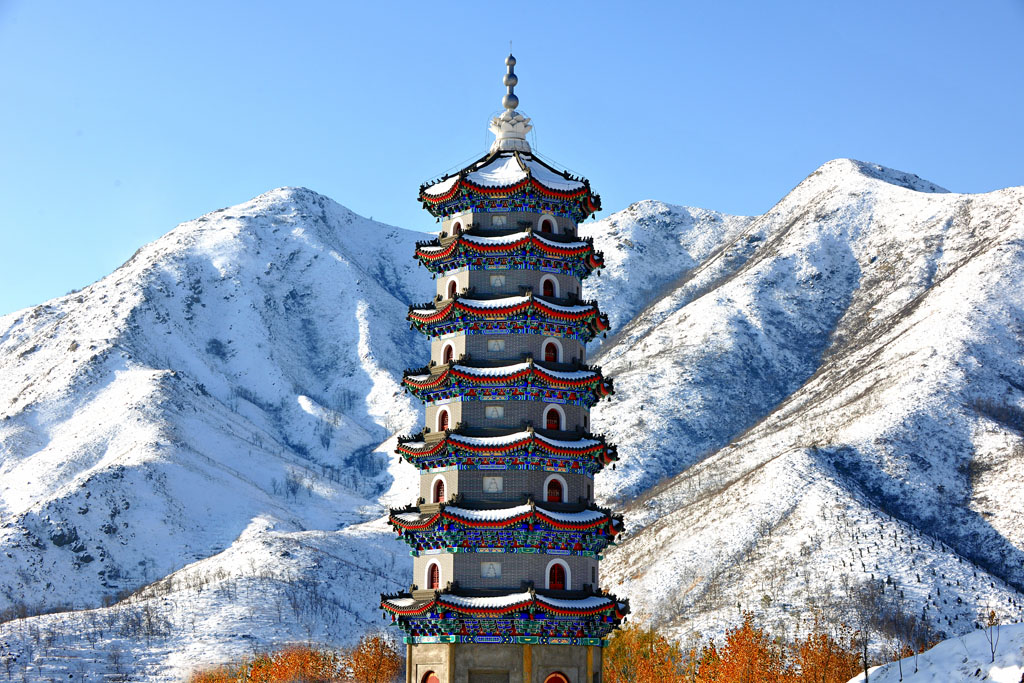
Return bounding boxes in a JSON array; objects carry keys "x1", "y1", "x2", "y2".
[
  {"x1": 345, "y1": 633, "x2": 403, "y2": 683},
  {"x1": 189, "y1": 646, "x2": 343, "y2": 682},
  {"x1": 792, "y1": 628, "x2": 860, "y2": 683},
  {"x1": 698, "y1": 612, "x2": 792, "y2": 683},
  {"x1": 604, "y1": 622, "x2": 688, "y2": 683}
]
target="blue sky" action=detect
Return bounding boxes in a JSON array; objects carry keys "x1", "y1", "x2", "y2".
[{"x1": 1, "y1": 1, "x2": 1022, "y2": 316}]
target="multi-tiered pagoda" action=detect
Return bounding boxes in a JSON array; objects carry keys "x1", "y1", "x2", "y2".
[{"x1": 382, "y1": 55, "x2": 628, "y2": 683}]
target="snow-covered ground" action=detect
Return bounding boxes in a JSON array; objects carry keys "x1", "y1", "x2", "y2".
[
  {"x1": 1, "y1": 160, "x2": 1022, "y2": 680},
  {"x1": 848, "y1": 622, "x2": 1024, "y2": 683}
]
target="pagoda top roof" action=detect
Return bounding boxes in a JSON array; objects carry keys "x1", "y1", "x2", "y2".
[{"x1": 422, "y1": 151, "x2": 587, "y2": 199}]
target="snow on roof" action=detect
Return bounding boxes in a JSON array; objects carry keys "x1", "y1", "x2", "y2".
[
  {"x1": 524, "y1": 159, "x2": 585, "y2": 191},
  {"x1": 460, "y1": 295, "x2": 530, "y2": 309},
  {"x1": 441, "y1": 591, "x2": 533, "y2": 609},
  {"x1": 445, "y1": 504, "x2": 532, "y2": 521},
  {"x1": 443, "y1": 504, "x2": 607, "y2": 524},
  {"x1": 452, "y1": 363, "x2": 598, "y2": 380},
  {"x1": 447, "y1": 430, "x2": 598, "y2": 449},
  {"x1": 387, "y1": 597, "x2": 418, "y2": 608},
  {"x1": 537, "y1": 595, "x2": 614, "y2": 610},
  {"x1": 422, "y1": 176, "x2": 458, "y2": 197},
  {"x1": 394, "y1": 511, "x2": 426, "y2": 523},
  {"x1": 534, "y1": 433, "x2": 601, "y2": 449},
  {"x1": 410, "y1": 307, "x2": 437, "y2": 316},
  {"x1": 453, "y1": 362, "x2": 530, "y2": 377},
  {"x1": 466, "y1": 155, "x2": 529, "y2": 188},
  {"x1": 538, "y1": 508, "x2": 608, "y2": 524},
  {"x1": 421, "y1": 153, "x2": 586, "y2": 197},
  {"x1": 449, "y1": 430, "x2": 533, "y2": 447}
]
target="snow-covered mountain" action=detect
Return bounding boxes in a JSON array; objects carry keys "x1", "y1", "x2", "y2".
[
  {"x1": 1, "y1": 160, "x2": 1023, "y2": 680},
  {"x1": 596, "y1": 159, "x2": 1024, "y2": 642},
  {"x1": 0, "y1": 188, "x2": 429, "y2": 677}
]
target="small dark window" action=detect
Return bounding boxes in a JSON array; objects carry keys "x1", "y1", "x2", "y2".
[
  {"x1": 548, "y1": 564, "x2": 566, "y2": 590},
  {"x1": 546, "y1": 478, "x2": 563, "y2": 503}
]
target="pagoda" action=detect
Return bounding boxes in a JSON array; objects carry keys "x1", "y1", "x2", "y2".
[{"x1": 382, "y1": 55, "x2": 628, "y2": 683}]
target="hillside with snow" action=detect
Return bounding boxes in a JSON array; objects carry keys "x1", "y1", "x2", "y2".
[
  {"x1": 1, "y1": 160, "x2": 1023, "y2": 680},
  {"x1": 597, "y1": 159, "x2": 1024, "y2": 644},
  {"x1": 848, "y1": 623, "x2": 1024, "y2": 683}
]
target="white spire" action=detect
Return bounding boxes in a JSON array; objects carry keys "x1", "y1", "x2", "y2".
[{"x1": 489, "y1": 54, "x2": 532, "y2": 154}]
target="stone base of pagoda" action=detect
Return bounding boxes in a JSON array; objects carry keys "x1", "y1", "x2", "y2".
[{"x1": 408, "y1": 641, "x2": 601, "y2": 683}]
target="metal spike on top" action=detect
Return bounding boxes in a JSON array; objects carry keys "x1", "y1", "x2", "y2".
[
  {"x1": 488, "y1": 53, "x2": 531, "y2": 153},
  {"x1": 502, "y1": 54, "x2": 519, "y2": 111}
]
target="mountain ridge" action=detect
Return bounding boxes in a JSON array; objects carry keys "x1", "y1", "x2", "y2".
[{"x1": 0, "y1": 159, "x2": 1022, "y2": 680}]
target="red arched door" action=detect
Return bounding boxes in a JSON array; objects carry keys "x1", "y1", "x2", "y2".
[
  {"x1": 433, "y1": 478, "x2": 445, "y2": 503},
  {"x1": 437, "y1": 409, "x2": 449, "y2": 432},
  {"x1": 543, "y1": 341, "x2": 558, "y2": 362},
  {"x1": 545, "y1": 408, "x2": 561, "y2": 431},
  {"x1": 540, "y1": 219, "x2": 554, "y2": 233},
  {"x1": 548, "y1": 564, "x2": 566, "y2": 591},
  {"x1": 443, "y1": 345, "x2": 454, "y2": 365},
  {"x1": 447, "y1": 280, "x2": 458, "y2": 299},
  {"x1": 542, "y1": 279, "x2": 555, "y2": 297},
  {"x1": 423, "y1": 674, "x2": 441, "y2": 683},
  {"x1": 427, "y1": 563, "x2": 440, "y2": 590},
  {"x1": 543, "y1": 674, "x2": 569, "y2": 683},
  {"x1": 546, "y1": 478, "x2": 563, "y2": 503}
]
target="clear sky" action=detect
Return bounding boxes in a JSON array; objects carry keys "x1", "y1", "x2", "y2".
[{"x1": 1, "y1": 1, "x2": 1022, "y2": 316}]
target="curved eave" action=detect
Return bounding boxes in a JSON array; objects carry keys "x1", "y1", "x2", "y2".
[
  {"x1": 381, "y1": 591, "x2": 628, "y2": 620},
  {"x1": 414, "y1": 234, "x2": 605, "y2": 273},
  {"x1": 407, "y1": 297, "x2": 610, "y2": 335},
  {"x1": 388, "y1": 505, "x2": 623, "y2": 535},
  {"x1": 395, "y1": 431, "x2": 617, "y2": 465},
  {"x1": 402, "y1": 364, "x2": 613, "y2": 398}
]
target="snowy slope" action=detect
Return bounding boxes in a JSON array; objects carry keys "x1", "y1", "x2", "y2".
[
  {"x1": 0, "y1": 186, "x2": 430, "y2": 614},
  {"x1": 848, "y1": 622, "x2": 1024, "y2": 683},
  {"x1": 598, "y1": 160, "x2": 1024, "y2": 644},
  {"x1": 2, "y1": 160, "x2": 1024, "y2": 680}
]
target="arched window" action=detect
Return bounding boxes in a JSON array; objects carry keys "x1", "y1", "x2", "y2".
[
  {"x1": 543, "y1": 341, "x2": 559, "y2": 363},
  {"x1": 548, "y1": 563, "x2": 566, "y2": 591},
  {"x1": 443, "y1": 344, "x2": 454, "y2": 365},
  {"x1": 546, "y1": 478, "x2": 563, "y2": 503},
  {"x1": 423, "y1": 673, "x2": 440, "y2": 683},
  {"x1": 540, "y1": 217, "x2": 556, "y2": 234},
  {"x1": 432, "y1": 477, "x2": 445, "y2": 503},
  {"x1": 545, "y1": 406, "x2": 562, "y2": 431},
  {"x1": 539, "y1": 275, "x2": 558, "y2": 298},
  {"x1": 543, "y1": 674, "x2": 569, "y2": 683},
  {"x1": 427, "y1": 563, "x2": 440, "y2": 590},
  {"x1": 447, "y1": 280, "x2": 458, "y2": 300},
  {"x1": 437, "y1": 409, "x2": 449, "y2": 432}
]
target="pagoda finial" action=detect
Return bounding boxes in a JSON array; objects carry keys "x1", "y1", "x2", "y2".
[
  {"x1": 502, "y1": 54, "x2": 519, "y2": 111},
  {"x1": 489, "y1": 54, "x2": 532, "y2": 153}
]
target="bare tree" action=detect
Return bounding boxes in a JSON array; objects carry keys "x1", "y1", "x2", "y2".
[{"x1": 980, "y1": 609, "x2": 1001, "y2": 663}]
